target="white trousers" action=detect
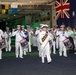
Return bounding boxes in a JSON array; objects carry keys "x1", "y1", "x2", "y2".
[
  {"x1": 5, "y1": 39, "x2": 11, "y2": 52},
  {"x1": 15, "y1": 42, "x2": 23, "y2": 58},
  {"x1": 56, "y1": 37, "x2": 59, "y2": 49},
  {"x1": 42, "y1": 54, "x2": 52, "y2": 63},
  {"x1": 0, "y1": 49, "x2": 2, "y2": 59},
  {"x1": 59, "y1": 41, "x2": 67, "y2": 57},
  {"x1": 41, "y1": 44, "x2": 52, "y2": 63},
  {"x1": 52, "y1": 40, "x2": 56, "y2": 54},
  {"x1": 28, "y1": 41, "x2": 31, "y2": 52}
]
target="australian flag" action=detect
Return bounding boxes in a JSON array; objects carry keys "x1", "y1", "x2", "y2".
[{"x1": 55, "y1": 0, "x2": 76, "y2": 28}]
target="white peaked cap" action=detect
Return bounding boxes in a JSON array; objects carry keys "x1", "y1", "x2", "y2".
[{"x1": 41, "y1": 24, "x2": 48, "y2": 28}]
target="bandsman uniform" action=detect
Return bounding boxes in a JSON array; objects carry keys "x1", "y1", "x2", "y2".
[
  {"x1": 56, "y1": 25, "x2": 69, "y2": 57},
  {"x1": 4, "y1": 27, "x2": 11, "y2": 52},
  {"x1": 21, "y1": 26, "x2": 29, "y2": 55},
  {"x1": 12, "y1": 25, "x2": 26, "y2": 58},
  {"x1": 0, "y1": 29, "x2": 5, "y2": 59},
  {"x1": 27, "y1": 25, "x2": 33, "y2": 52},
  {"x1": 39, "y1": 24, "x2": 52, "y2": 63}
]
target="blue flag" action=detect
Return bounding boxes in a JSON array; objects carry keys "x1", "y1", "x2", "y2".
[{"x1": 55, "y1": 0, "x2": 76, "y2": 27}]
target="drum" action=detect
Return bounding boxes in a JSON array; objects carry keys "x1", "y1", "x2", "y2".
[
  {"x1": 20, "y1": 39, "x2": 28, "y2": 48},
  {"x1": 63, "y1": 39, "x2": 73, "y2": 50},
  {"x1": 0, "y1": 39, "x2": 6, "y2": 49}
]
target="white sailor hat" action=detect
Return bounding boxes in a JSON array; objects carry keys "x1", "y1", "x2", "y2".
[
  {"x1": 41, "y1": 24, "x2": 48, "y2": 28},
  {"x1": 60, "y1": 25, "x2": 65, "y2": 28}
]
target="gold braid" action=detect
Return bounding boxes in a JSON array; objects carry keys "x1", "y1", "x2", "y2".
[{"x1": 42, "y1": 33, "x2": 48, "y2": 42}]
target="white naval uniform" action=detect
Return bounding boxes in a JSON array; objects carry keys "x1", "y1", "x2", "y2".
[
  {"x1": 51, "y1": 30, "x2": 57, "y2": 54},
  {"x1": 39, "y1": 31, "x2": 52, "y2": 63},
  {"x1": 0, "y1": 29, "x2": 4, "y2": 59},
  {"x1": 35, "y1": 29, "x2": 41, "y2": 50},
  {"x1": 28, "y1": 30, "x2": 33, "y2": 52},
  {"x1": 22, "y1": 30, "x2": 29, "y2": 56},
  {"x1": 4, "y1": 31, "x2": 11, "y2": 52},
  {"x1": 12, "y1": 30, "x2": 26, "y2": 58},
  {"x1": 32, "y1": 32, "x2": 37, "y2": 47},
  {"x1": 35, "y1": 29, "x2": 42, "y2": 57},
  {"x1": 56, "y1": 31, "x2": 69, "y2": 57},
  {"x1": 48, "y1": 32, "x2": 54, "y2": 53},
  {"x1": 54, "y1": 29, "x2": 59, "y2": 49}
]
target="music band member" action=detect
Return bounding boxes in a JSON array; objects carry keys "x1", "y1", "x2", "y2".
[
  {"x1": 27, "y1": 25, "x2": 33, "y2": 52},
  {"x1": 35, "y1": 24, "x2": 43, "y2": 57},
  {"x1": 0, "y1": 29, "x2": 5, "y2": 60},
  {"x1": 12, "y1": 25, "x2": 26, "y2": 58},
  {"x1": 4, "y1": 27, "x2": 11, "y2": 52},
  {"x1": 56, "y1": 25, "x2": 69, "y2": 57},
  {"x1": 39, "y1": 24, "x2": 52, "y2": 64},
  {"x1": 21, "y1": 26, "x2": 29, "y2": 55}
]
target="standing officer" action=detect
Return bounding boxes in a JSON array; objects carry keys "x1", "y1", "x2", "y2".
[
  {"x1": 35, "y1": 24, "x2": 43, "y2": 57},
  {"x1": 12, "y1": 25, "x2": 26, "y2": 58},
  {"x1": 21, "y1": 26, "x2": 29, "y2": 55},
  {"x1": 27, "y1": 25, "x2": 33, "y2": 52},
  {"x1": 39, "y1": 24, "x2": 52, "y2": 64},
  {"x1": 56, "y1": 25, "x2": 69, "y2": 57},
  {"x1": 4, "y1": 27, "x2": 11, "y2": 52}
]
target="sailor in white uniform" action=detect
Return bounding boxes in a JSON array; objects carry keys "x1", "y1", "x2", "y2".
[
  {"x1": 35, "y1": 24, "x2": 43, "y2": 57},
  {"x1": 4, "y1": 27, "x2": 11, "y2": 52},
  {"x1": 0, "y1": 29, "x2": 5, "y2": 60},
  {"x1": 56, "y1": 25, "x2": 69, "y2": 57},
  {"x1": 48, "y1": 29, "x2": 55, "y2": 54},
  {"x1": 21, "y1": 26, "x2": 29, "y2": 55},
  {"x1": 53, "y1": 25, "x2": 59, "y2": 50},
  {"x1": 12, "y1": 25, "x2": 26, "y2": 58},
  {"x1": 27, "y1": 25, "x2": 33, "y2": 52},
  {"x1": 39, "y1": 24, "x2": 52, "y2": 63}
]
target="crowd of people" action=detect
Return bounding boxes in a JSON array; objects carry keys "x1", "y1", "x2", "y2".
[{"x1": 0, "y1": 24, "x2": 76, "y2": 64}]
